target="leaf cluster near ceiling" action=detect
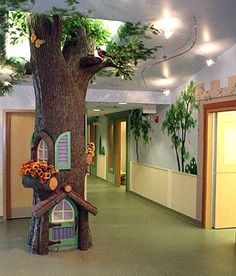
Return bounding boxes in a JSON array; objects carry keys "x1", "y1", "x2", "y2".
[{"x1": 0, "y1": 3, "x2": 162, "y2": 95}]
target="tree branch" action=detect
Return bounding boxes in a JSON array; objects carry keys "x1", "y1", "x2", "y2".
[{"x1": 79, "y1": 58, "x2": 119, "y2": 81}]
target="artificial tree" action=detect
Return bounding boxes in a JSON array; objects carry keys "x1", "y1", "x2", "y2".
[
  {"x1": 162, "y1": 81, "x2": 198, "y2": 172},
  {"x1": 130, "y1": 109, "x2": 152, "y2": 162},
  {"x1": 0, "y1": 0, "x2": 160, "y2": 254}
]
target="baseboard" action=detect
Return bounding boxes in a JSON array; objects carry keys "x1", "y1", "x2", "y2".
[{"x1": 128, "y1": 191, "x2": 201, "y2": 227}]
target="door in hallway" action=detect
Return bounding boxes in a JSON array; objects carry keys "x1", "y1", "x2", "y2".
[
  {"x1": 214, "y1": 111, "x2": 236, "y2": 228},
  {"x1": 115, "y1": 120, "x2": 127, "y2": 187},
  {"x1": 6, "y1": 112, "x2": 35, "y2": 219}
]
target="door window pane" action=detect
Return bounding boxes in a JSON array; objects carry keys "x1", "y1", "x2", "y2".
[{"x1": 52, "y1": 199, "x2": 74, "y2": 223}]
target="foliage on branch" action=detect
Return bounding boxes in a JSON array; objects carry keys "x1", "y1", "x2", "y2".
[
  {"x1": 7, "y1": 11, "x2": 28, "y2": 44},
  {"x1": 118, "y1": 22, "x2": 149, "y2": 42},
  {"x1": 0, "y1": 56, "x2": 28, "y2": 96},
  {"x1": 63, "y1": 16, "x2": 111, "y2": 48},
  {"x1": 130, "y1": 109, "x2": 152, "y2": 161},
  {"x1": 0, "y1": 3, "x2": 161, "y2": 93},
  {"x1": 162, "y1": 81, "x2": 198, "y2": 172},
  {"x1": 105, "y1": 22, "x2": 160, "y2": 79},
  {"x1": 0, "y1": 10, "x2": 29, "y2": 95},
  {"x1": 0, "y1": 0, "x2": 32, "y2": 10}
]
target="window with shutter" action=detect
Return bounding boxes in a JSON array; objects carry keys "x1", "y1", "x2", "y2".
[{"x1": 55, "y1": 132, "x2": 71, "y2": 170}]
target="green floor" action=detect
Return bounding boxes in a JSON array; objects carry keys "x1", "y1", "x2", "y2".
[{"x1": 0, "y1": 175, "x2": 235, "y2": 275}]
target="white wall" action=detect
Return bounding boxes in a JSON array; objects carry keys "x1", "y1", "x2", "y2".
[
  {"x1": 130, "y1": 105, "x2": 180, "y2": 171},
  {"x1": 130, "y1": 162, "x2": 198, "y2": 219},
  {"x1": 96, "y1": 155, "x2": 106, "y2": 179}
]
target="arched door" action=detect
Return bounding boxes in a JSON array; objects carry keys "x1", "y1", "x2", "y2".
[{"x1": 49, "y1": 198, "x2": 78, "y2": 251}]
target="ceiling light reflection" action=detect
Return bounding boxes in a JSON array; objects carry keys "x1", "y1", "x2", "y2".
[
  {"x1": 194, "y1": 41, "x2": 223, "y2": 55},
  {"x1": 162, "y1": 64, "x2": 170, "y2": 78},
  {"x1": 202, "y1": 27, "x2": 211, "y2": 42},
  {"x1": 153, "y1": 17, "x2": 181, "y2": 39},
  {"x1": 153, "y1": 78, "x2": 176, "y2": 87},
  {"x1": 163, "y1": 89, "x2": 170, "y2": 96}
]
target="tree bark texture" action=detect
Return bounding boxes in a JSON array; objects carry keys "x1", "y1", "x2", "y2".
[{"x1": 27, "y1": 15, "x2": 101, "y2": 254}]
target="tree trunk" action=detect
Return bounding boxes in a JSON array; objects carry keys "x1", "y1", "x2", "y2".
[
  {"x1": 22, "y1": 175, "x2": 58, "y2": 191},
  {"x1": 27, "y1": 15, "x2": 91, "y2": 254},
  {"x1": 174, "y1": 146, "x2": 181, "y2": 172},
  {"x1": 0, "y1": 11, "x2": 6, "y2": 63},
  {"x1": 181, "y1": 142, "x2": 185, "y2": 172},
  {"x1": 135, "y1": 139, "x2": 140, "y2": 162}
]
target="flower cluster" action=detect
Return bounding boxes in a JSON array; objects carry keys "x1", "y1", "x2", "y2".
[
  {"x1": 87, "y1": 142, "x2": 95, "y2": 157},
  {"x1": 19, "y1": 160, "x2": 59, "y2": 184}
]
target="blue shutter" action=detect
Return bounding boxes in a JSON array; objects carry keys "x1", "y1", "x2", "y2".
[{"x1": 55, "y1": 132, "x2": 71, "y2": 170}]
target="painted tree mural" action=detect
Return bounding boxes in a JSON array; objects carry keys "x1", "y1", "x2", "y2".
[
  {"x1": 162, "y1": 81, "x2": 198, "y2": 172},
  {"x1": 0, "y1": 0, "x2": 160, "y2": 254}
]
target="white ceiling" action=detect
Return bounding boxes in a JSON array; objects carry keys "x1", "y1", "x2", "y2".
[{"x1": 28, "y1": 0, "x2": 236, "y2": 94}]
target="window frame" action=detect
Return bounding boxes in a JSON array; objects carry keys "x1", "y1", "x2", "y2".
[{"x1": 37, "y1": 139, "x2": 49, "y2": 162}]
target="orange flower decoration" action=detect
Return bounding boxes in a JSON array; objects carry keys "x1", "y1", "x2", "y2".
[{"x1": 19, "y1": 160, "x2": 59, "y2": 184}]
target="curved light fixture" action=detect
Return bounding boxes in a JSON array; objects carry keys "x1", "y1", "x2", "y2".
[{"x1": 142, "y1": 16, "x2": 198, "y2": 89}]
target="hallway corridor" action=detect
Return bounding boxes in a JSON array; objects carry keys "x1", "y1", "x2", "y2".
[{"x1": 0, "y1": 175, "x2": 235, "y2": 275}]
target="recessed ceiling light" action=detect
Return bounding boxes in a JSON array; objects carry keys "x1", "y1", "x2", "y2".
[
  {"x1": 119, "y1": 102, "x2": 127, "y2": 105},
  {"x1": 93, "y1": 109, "x2": 101, "y2": 112},
  {"x1": 163, "y1": 89, "x2": 170, "y2": 96},
  {"x1": 206, "y1": 58, "x2": 215, "y2": 67},
  {"x1": 154, "y1": 17, "x2": 181, "y2": 39}
]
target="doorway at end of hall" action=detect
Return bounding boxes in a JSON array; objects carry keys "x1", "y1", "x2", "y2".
[{"x1": 108, "y1": 119, "x2": 128, "y2": 189}]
